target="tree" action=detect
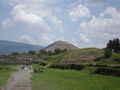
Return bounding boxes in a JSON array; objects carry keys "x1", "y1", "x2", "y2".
[
  {"x1": 106, "y1": 40, "x2": 113, "y2": 51},
  {"x1": 54, "y1": 48, "x2": 61, "y2": 54},
  {"x1": 11, "y1": 52, "x2": 19, "y2": 55},
  {"x1": 106, "y1": 38, "x2": 120, "y2": 53},
  {"x1": 47, "y1": 51, "x2": 53, "y2": 55},
  {"x1": 28, "y1": 50, "x2": 36, "y2": 55},
  {"x1": 113, "y1": 38, "x2": 120, "y2": 53},
  {"x1": 40, "y1": 49, "x2": 47, "y2": 54},
  {"x1": 104, "y1": 38, "x2": 120, "y2": 58}
]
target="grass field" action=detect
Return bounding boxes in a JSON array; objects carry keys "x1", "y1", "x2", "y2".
[
  {"x1": 31, "y1": 68, "x2": 120, "y2": 90},
  {"x1": 0, "y1": 65, "x2": 17, "y2": 87}
]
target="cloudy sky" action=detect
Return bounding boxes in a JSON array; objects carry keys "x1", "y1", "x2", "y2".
[{"x1": 0, "y1": 0, "x2": 120, "y2": 48}]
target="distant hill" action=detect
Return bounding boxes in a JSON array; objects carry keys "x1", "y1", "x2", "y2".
[
  {"x1": 0, "y1": 40, "x2": 44, "y2": 54},
  {"x1": 44, "y1": 41, "x2": 78, "y2": 51}
]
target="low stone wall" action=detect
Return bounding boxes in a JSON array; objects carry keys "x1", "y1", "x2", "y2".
[
  {"x1": 0, "y1": 61, "x2": 32, "y2": 65},
  {"x1": 0, "y1": 67, "x2": 10, "y2": 70},
  {"x1": 49, "y1": 63, "x2": 120, "y2": 77},
  {"x1": 94, "y1": 67, "x2": 120, "y2": 77}
]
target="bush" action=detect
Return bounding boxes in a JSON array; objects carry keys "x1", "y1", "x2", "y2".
[
  {"x1": 49, "y1": 64, "x2": 85, "y2": 70},
  {"x1": 94, "y1": 67, "x2": 120, "y2": 77},
  {"x1": 28, "y1": 50, "x2": 36, "y2": 55},
  {"x1": 94, "y1": 56, "x2": 104, "y2": 61},
  {"x1": 11, "y1": 52, "x2": 19, "y2": 55},
  {"x1": 40, "y1": 49, "x2": 47, "y2": 54}
]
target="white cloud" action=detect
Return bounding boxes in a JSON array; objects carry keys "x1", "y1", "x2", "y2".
[
  {"x1": 12, "y1": 5, "x2": 44, "y2": 25},
  {"x1": 76, "y1": 7, "x2": 120, "y2": 47},
  {"x1": 85, "y1": 0, "x2": 108, "y2": 7},
  {"x1": 2, "y1": 0, "x2": 64, "y2": 33},
  {"x1": 20, "y1": 35, "x2": 36, "y2": 45},
  {"x1": 2, "y1": 19, "x2": 12, "y2": 28},
  {"x1": 71, "y1": 39, "x2": 79, "y2": 47},
  {"x1": 41, "y1": 33, "x2": 55, "y2": 44},
  {"x1": 57, "y1": 36, "x2": 64, "y2": 41},
  {"x1": 79, "y1": 34, "x2": 91, "y2": 43},
  {"x1": 69, "y1": 4, "x2": 90, "y2": 21},
  {"x1": 11, "y1": 4, "x2": 45, "y2": 26},
  {"x1": 39, "y1": 33, "x2": 65, "y2": 45},
  {"x1": 49, "y1": 15, "x2": 64, "y2": 32},
  {"x1": 89, "y1": 43, "x2": 105, "y2": 48},
  {"x1": 1, "y1": 0, "x2": 64, "y2": 47}
]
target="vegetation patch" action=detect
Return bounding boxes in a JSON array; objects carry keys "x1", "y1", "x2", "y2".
[
  {"x1": 0, "y1": 66, "x2": 16, "y2": 87},
  {"x1": 31, "y1": 68, "x2": 120, "y2": 90},
  {"x1": 93, "y1": 67, "x2": 120, "y2": 77},
  {"x1": 49, "y1": 63, "x2": 85, "y2": 70}
]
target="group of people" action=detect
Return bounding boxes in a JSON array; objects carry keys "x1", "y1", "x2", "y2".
[
  {"x1": 20, "y1": 65, "x2": 45, "y2": 73},
  {"x1": 20, "y1": 65, "x2": 32, "y2": 71}
]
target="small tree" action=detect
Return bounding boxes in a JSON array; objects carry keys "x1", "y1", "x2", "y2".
[
  {"x1": 28, "y1": 50, "x2": 36, "y2": 55},
  {"x1": 11, "y1": 52, "x2": 19, "y2": 55},
  {"x1": 47, "y1": 51, "x2": 53, "y2": 55},
  {"x1": 54, "y1": 48, "x2": 61, "y2": 55},
  {"x1": 113, "y1": 38, "x2": 120, "y2": 53},
  {"x1": 106, "y1": 40, "x2": 113, "y2": 51},
  {"x1": 106, "y1": 38, "x2": 120, "y2": 53},
  {"x1": 40, "y1": 49, "x2": 47, "y2": 55}
]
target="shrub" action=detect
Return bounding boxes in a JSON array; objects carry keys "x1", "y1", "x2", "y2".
[
  {"x1": 49, "y1": 64, "x2": 85, "y2": 70},
  {"x1": 94, "y1": 56, "x2": 104, "y2": 61},
  {"x1": 28, "y1": 50, "x2": 36, "y2": 55},
  {"x1": 11, "y1": 52, "x2": 19, "y2": 55}
]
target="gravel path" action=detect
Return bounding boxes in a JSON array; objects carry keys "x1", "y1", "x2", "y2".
[{"x1": 4, "y1": 66, "x2": 32, "y2": 90}]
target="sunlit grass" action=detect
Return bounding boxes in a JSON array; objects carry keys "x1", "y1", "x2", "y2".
[{"x1": 31, "y1": 68, "x2": 120, "y2": 90}]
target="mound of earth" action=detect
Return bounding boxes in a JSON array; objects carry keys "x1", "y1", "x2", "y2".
[{"x1": 43, "y1": 41, "x2": 78, "y2": 51}]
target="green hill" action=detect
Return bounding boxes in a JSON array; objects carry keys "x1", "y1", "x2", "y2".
[
  {"x1": 59, "y1": 48, "x2": 103, "y2": 64},
  {"x1": 38, "y1": 48, "x2": 104, "y2": 64}
]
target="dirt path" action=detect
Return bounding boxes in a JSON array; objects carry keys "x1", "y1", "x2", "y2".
[{"x1": 4, "y1": 66, "x2": 32, "y2": 90}]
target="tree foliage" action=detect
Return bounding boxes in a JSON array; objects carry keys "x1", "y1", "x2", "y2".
[
  {"x1": 28, "y1": 50, "x2": 36, "y2": 55},
  {"x1": 106, "y1": 38, "x2": 120, "y2": 53},
  {"x1": 40, "y1": 48, "x2": 67, "y2": 56},
  {"x1": 11, "y1": 52, "x2": 20, "y2": 55},
  {"x1": 104, "y1": 38, "x2": 120, "y2": 58}
]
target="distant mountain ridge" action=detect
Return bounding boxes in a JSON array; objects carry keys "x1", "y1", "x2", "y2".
[
  {"x1": 44, "y1": 41, "x2": 78, "y2": 51},
  {"x1": 0, "y1": 40, "x2": 44, "y2": 54}
]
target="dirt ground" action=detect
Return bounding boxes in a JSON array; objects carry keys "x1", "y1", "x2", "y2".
[{"x1": 4, "y1": 66, "x2": 32, "y2": 90}]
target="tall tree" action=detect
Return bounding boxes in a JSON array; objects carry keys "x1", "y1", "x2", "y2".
[
  {"x1": 106, "y1": 38, "x2": 120, "y2": 53},
  {"x1": 114, "y1": 38, "x2": 120, "y2": 52},
  {"x1": 106, "y1": 40, "x2": 113, "y2": 51}
]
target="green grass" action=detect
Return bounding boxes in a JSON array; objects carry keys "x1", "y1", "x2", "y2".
[
  {"x1": 0, "y1": 65, "x2": 17, "y2": 87},
  {"x1": 0, "y1": 69, "x2": 15, "y2": 87},
  {"x1": 32, "y1": 64, "x2": 44, "y2": 69},
  {"x1": 31, "y1": 68, "x2": 120, "y2": 90},
  {"x1": 62, "y1": 48, "x2": 103, "y2": 60},
  {"x1": 111, "y1": 53, "x2": 120, "y2": 59},
  {"x1": 0, "y1": 65, "x2": 17, "y2": 68},
  {"x1": 37, "y1": 51, "x2": 69, "y2": 64}
]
